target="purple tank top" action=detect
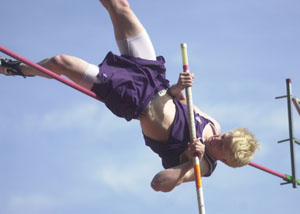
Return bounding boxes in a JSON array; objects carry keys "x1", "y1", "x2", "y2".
[{"x1": 144, "y1": 98, "x2": 217, "y2": 177}]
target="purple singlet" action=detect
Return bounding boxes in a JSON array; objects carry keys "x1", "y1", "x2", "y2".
[{"x1": 144, "y1": 98, "x2": 217, "y2": 177}]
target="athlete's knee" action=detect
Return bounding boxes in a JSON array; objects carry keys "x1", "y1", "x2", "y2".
[
  {"x1": 50, "y1": 54, "x2": 72, "y2": 69},
  {"x1": 100, "y1": 0, "x2": 130, "y2": 14}
]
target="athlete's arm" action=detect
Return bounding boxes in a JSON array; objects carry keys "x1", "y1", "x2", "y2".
[
  {"x1": 167, "y1": 72, "x2": 194, "y2": 102},
  {"x1": 151, "y1": 139, "x2": 206, "y2": 192}
]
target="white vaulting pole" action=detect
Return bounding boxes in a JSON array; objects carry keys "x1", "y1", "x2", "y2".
[{"x1": 181, "y1": 43, "x2": 205, "y2": 214}]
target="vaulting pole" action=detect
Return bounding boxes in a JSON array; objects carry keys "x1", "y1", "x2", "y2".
[
  {"x1": 181, "y1": 43, "x2": 205, "y2": 214},
  {"x1": 0, "y1": 45, "x2": 103, "y2": 102}
]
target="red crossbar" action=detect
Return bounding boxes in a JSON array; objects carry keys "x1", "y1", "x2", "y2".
[
  {"x1": 0, "y1": 45, "x2": 103, "y2": 102},
  {"x1": 249, "y1": 161, "x2": 287, "y2": 180}
]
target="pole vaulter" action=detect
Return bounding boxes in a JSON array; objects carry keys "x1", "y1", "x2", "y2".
[
  {"x1": 1, "y1": 43, "x2": 298, "y2": 205},
  {"x1": 181, "y1": 43, "x2": 205, "y2": 214}
]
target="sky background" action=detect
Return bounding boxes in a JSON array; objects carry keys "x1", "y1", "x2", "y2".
[{"x1": 1, "y1": 0, "x2": 300, "y2": 213}]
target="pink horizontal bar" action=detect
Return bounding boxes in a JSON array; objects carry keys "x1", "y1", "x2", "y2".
[
  {"x1": 0, "y1": 45, "x2": 103, "y2": 102},
  {"x1": 249, "y1": 161, "x2": 287, "y2": 180}
]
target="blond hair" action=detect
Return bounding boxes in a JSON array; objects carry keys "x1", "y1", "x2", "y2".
[{"x1": 225, "y1": 128, "x2": 259, "y2": 168}]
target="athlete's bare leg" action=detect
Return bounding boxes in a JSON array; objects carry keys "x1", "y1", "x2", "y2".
[
  {"x1": 99, "y1": 0, "x2": 145, "y2": 40},
  {"x1": 18, "y1": 55, "x2": 89, "y2": 84},
  {"x1": 20, "y1": 0, "x2": 148, "y2": 82},
  {"x1": 1, "y1": 0, "x2": 148, "y2": 85}
]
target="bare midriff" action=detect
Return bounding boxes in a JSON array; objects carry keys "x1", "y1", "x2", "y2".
[{"x1": 139, "y1": 90, "x2": 176, "y2": 142}]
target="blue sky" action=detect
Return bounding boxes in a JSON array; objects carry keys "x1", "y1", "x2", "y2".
[{"x1": 1, "y1": 0, "x2": 299, "y2": 213}]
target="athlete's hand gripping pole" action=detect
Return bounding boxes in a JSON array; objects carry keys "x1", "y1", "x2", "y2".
[{"x1": 181, "y1": 43, "x2": 205, "y2": 214}]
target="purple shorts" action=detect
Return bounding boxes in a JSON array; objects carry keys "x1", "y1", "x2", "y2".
[{"x1": 91, "y1": 52, "x2": 170, "y2": 121}]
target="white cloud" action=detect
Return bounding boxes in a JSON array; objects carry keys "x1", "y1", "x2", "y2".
[
  {"x1": 20, "y1": 101, "x2": 136, "y2": 137},
  {"x1": 90, "y1": 150, "x2": 161, "y2": 195},
  {"x1": 7, "y1": 194, "x2": 54, "y2": 214},
  {"x1": 202, "y1": 100, "x2": 288, "y2": 134}
]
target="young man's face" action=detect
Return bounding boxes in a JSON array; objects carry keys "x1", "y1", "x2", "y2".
[{"x1": 205, "y1": 133, "x2": 232, "y2": 161}]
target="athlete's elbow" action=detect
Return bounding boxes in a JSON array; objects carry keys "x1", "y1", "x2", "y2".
[
  {"x1": 151, "y1": 180, "x2": 173, "y2": 192},
  {"x1": 151, "y1": 174, "x2": 174, "y2": 192}
]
